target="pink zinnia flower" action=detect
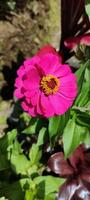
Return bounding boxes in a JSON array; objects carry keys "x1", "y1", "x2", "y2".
[
  {"x1": 64, "y1": 33, "x2": 90, "y2": 49},
  {"x1": 14, "y1": 45, "x2": 77, "y2": 117}
]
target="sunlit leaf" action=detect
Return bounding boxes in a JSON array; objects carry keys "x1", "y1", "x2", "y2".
[
  {"x1": 49, "y1": 112, "x2": 69, "y2": 142},
  {"x1": 63, "y1": 118, "x2": 82, "y2": 158},
  {"x1": 24, "y1": 190, "x2": 34, "y2": 200},
  {"x1": 37, "y1": 127, "x2": 47, "y2": 146},
  {"x1": 29, "y1": 144, "x2": 42, "y2": 165},
  {"x1": 75, "y1": 82, "x2": 90, "y2": 106},
  {"x1": 34, "y1": 176, "x2": 65, "y2": 197},
  {"x1": 10, "y1": 141, "x2": 30, "y2": 174},
  {"x1": 85, "y1": 0, "x2": 90, "y2": 16}
]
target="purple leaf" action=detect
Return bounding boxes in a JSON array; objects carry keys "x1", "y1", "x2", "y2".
[
  {"x1": 57, "y1": 179, "x2": 79, "y2": 200},
  {"x1": 74, "y1": 183, "x2": 90, "y2": 200},
  {"x1": 60, "y1": 0, "x2": 90, "y2": 57},
  {"x1": 48, "y1": 152, "x2": 74, "y2": 178},
  {"x1": 69, "y1": 145, "x2": 85, "y2": 171},
  {"x1": 58, "y1": 178, "x2": 90, "y2": 200}
]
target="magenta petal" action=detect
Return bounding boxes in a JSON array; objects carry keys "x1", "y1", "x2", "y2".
[
  {"x1": 17, "y1": 66, "x2": 25, "y2": 77},
  {"x1": 30, "y1": 92, "x2": 39, "y2": 106},
  {"x1": 14, "y1": 88, "x2": 24, "y2": 99},
  {"x1": 49, "y1": 94, "x2": 72, "y2": 115},
  {"x1": 35, "y1": 92, "x2": 43, "y2": 115},
  {"x1": 15, "y1": 77, "x2": 23, "y2": 88},
  {"x1": 24, "y1": 89, "x2": 38, "y2": 98},
  {"x1": 21, "y1": 101, "x2": 29, "y2": 111},
  {"x1": 37, "y1": 45, "x2": 62, "y2": 63},
  {"x1": 37, "y1": 45, "x2": 57, "y2": 56},
  {"x1": 28, "y1": 106, "x2": 36, "y2": 117},
  {"x1": 60, "y1": 74, "x2": 77, "y2": 86},
  {"x1": 39, "y1": 54, "x2": 60, "y2": 75},
  {"x1": 24, "y1": 56, "x2": 40, "y2": 69},
  {"x1": 59, "y1": 86, "x2": 77, "y2": 100},
  {"x1": 59, "y1": 74, "x2": 77, "y2": 100},
  {"x1": 54, "y1": 64, "x2": 72, "y2": 78},
  {"x1": 40, "y1": 92, "x2": 54, "y2": 117},
  {"x1": 23, "y1": 68, "x2": 40, "y2": 90}
]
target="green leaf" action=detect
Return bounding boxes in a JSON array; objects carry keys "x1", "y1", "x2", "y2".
[
  {"x1": 85, "y1": 66, "x2": 90, "y2": 82},
  {"x1": 75, "y1": 82, "x2": 90, "y2": 106},
  {"x1": 0, "y1": 155, "x2": 9, "y2": 171},
  {"x1": 34, "y1": 176, "x2": 64, "y2": 197},
  {"x1": 0, "y1": 129, "x2": 17, "y2": 171},
  {"x1": 75, "y1": 63, "x2": 86, "y2": 93},
  {"x1": 44, "y1": 193, "x2": 55, "y2": 200},
  {"x1": 29, "y1": 144, "x2": 42, "y2": 165},
  {"x1": 37, "y1": 128, "x2": 47, "y2": 146},
  {"x1": 49, "y1": 112, "x2": 69, "y2": 141},
  {"x1": 85, "y1": 0, "x2": 90, "y2": 16},
  {"x1": 83, "y1": 128, "x2": 90, "y2": 146},
  {"x1": 77, "y1": 111, "x2": 90, "y2": 128},
  {"x1": 24, "y1": 190, "x2": 34, "y2": 200},
  {"x1": 63, "y1": 118, "x2": 82, "y2": 158},
  {"x1": 10, "y1": 141, "x2": 30, "y2": 174},
  {"x1": 75, "y1": 60, "x2": 90, "y2": 93},
  {"x1": 22, "y1": 118, "x2": 38, "y2": 135},
  {"x1": 0, "y1": 179, "x2": 25, "y2": 200}
]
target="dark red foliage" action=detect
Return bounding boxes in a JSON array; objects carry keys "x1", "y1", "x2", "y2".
[
  {"x1": 48, "y1": 145, "x2": 90, "y2": 200},
  {"x1": 60, "y1": 0, "x2": 90, "y2": 60}
]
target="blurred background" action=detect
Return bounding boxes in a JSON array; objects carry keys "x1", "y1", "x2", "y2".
[{"x1": 0, "y1": 0, "x2": 61, "y2": 135}]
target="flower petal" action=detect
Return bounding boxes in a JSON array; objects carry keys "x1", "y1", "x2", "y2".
[
  {"x1": 64, "y1": 34, "x2": 90, "y2": 49},
  {"x1": 54, "y1": 64, "x2": 72, "y2": 78},
  {"x1": 24, "y1": 56, "x2": 40, "y2": 69},
  {"x1": 28, "y1": 106, "x2": 36, "y2": 117},
  {"x1": 15, "y1": 77, "x2": 23, "y2": 88},
  {"x1": 39, "y1": 54, "x2": 61, "y2": 75},
  {"x1": 24, "y1": 88, "x2": 38, "y2": 98},
  {"x1": 17, "y1": 65, "x2": 25, "y2": 77},
  {"x1": 30, "y1": 91, "x2": 39, "y2": 106},
  {"x1": 37, "y1": 45, "x2": 62, "y2": 63},
  {"x1": 21, "y1": 101, "x2": 29, "y2": 111},
  {"x1": 14, "y1": 88, "x2": 24, "y2": 99},
  {"x1": 40, "y1": 92, "x2": 54, "y2": 117},
  {"x1": 49, "y1": 94, "x2": 72, "y2": 115},
  {"x1": 59, "y1": 74, "x2": 77, "y2": 100},
  {"x1": 23, "y1": 68, "x2": 40, "y2": 90}
]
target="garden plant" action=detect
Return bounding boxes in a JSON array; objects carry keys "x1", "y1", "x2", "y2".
[{"x1": 0, "y1": 0, "x2": 90, "y2": 200}]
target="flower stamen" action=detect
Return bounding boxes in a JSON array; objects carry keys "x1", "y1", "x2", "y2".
[{"x1": 40, "y1": 74, "x2": 60, "y2": 95}]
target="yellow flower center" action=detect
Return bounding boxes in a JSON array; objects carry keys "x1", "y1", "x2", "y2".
[{"x1": 40, "y1": 74, "x2": 60, "y2": 95}]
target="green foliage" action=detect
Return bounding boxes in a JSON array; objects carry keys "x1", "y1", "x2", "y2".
[
  {"x1": 75, "y1": 60, "x2": 90, "y2": 93},
  {"x1": 85, "y1": 0, "x2": 90, "y2": 16},
  {"x1": 63, "y1": 58, "x2": 90, "y2": 158},
  {"x1": 29, "y1": 144, "x2": 42, "y2": 165},
  {"x1": 63, "y1": 118, "x2": 80, "y2": 158},
  {"x1": 30, "y1": 176, "x2": 65, "y2": 200},
  {"x1": 10, "y1": 141, "x2": 31, "y2": 175},
  {"x1": 48, "y1": 111, "x2": 70, "y2": 144}
]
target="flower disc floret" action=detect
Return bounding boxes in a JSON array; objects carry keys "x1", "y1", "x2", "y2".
[{"x1": 40, "y1": 74, "x2": 60, "y2": 95}]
